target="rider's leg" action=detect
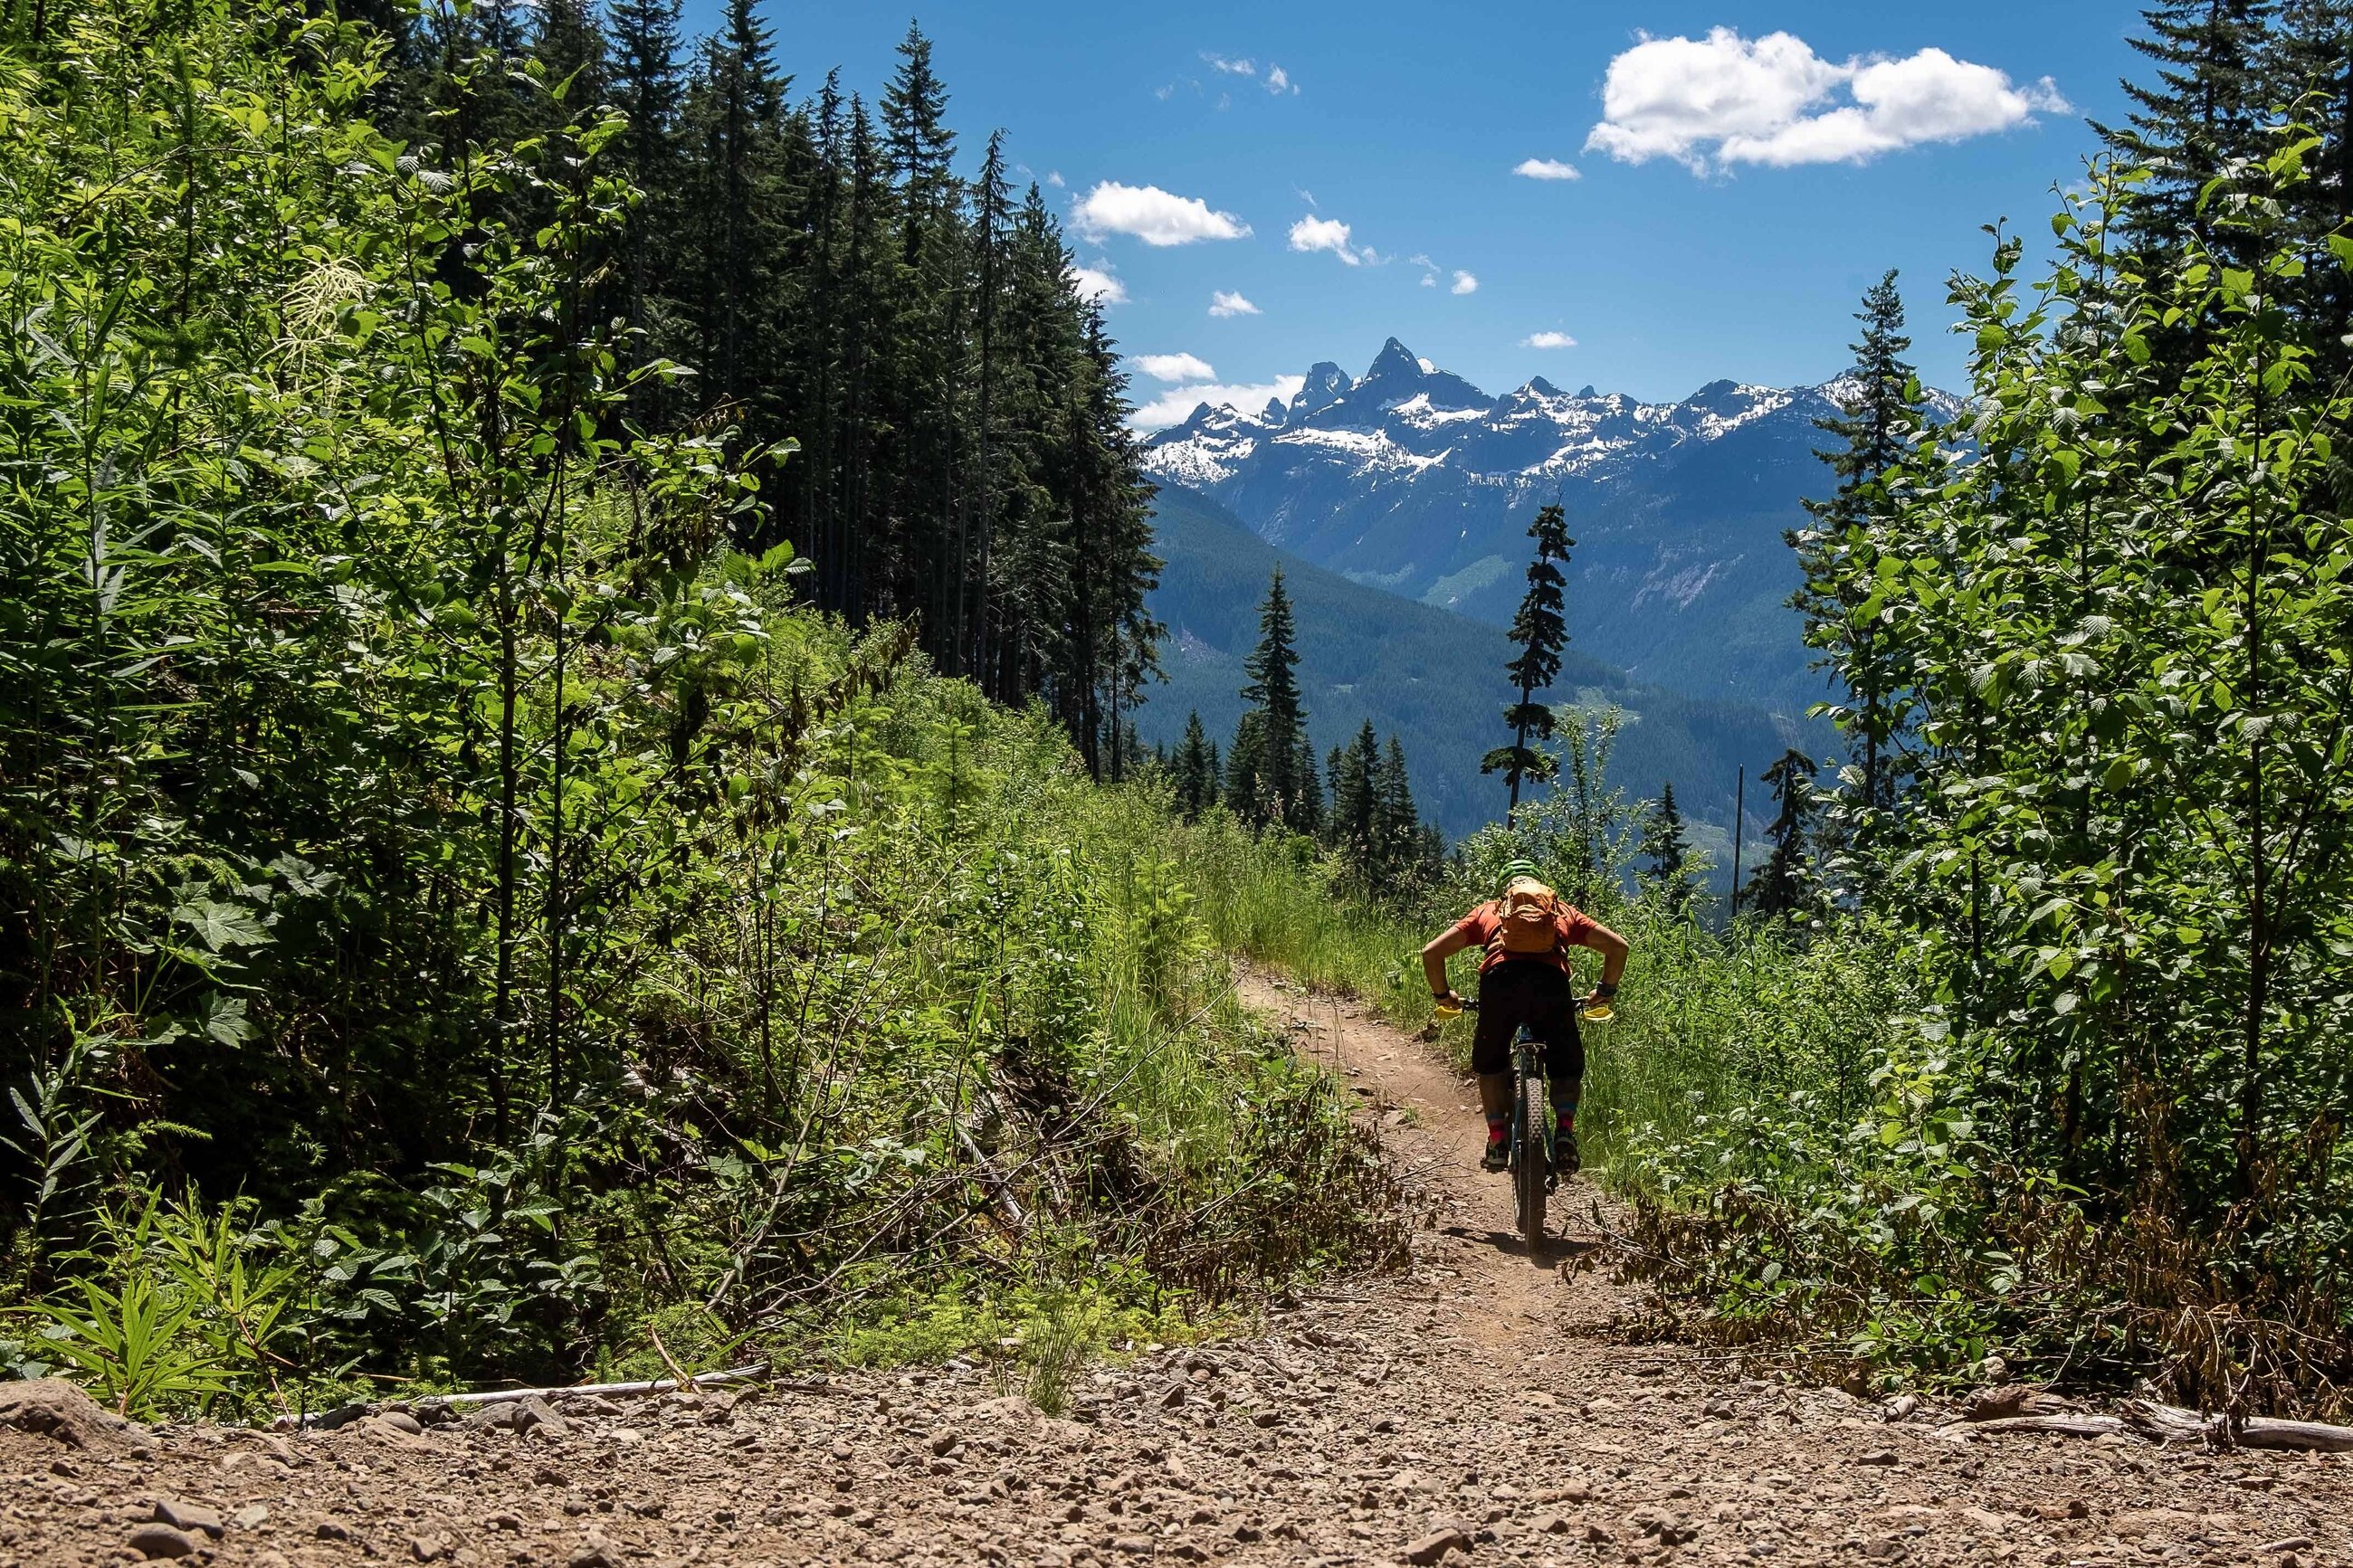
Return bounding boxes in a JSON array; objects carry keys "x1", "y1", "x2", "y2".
[{"x1": 1469, "y1": 974, "x2": 1515, "y2": 1168}]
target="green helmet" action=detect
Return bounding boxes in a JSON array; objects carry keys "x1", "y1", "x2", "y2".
[{"x1": 1497, "y1": 858, "x2": 1541, "y2": 889}]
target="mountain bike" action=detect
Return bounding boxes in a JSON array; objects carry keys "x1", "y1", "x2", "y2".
[{"x1": 1439, "y1": 1000, "x2": 1556, "y2": 1249}]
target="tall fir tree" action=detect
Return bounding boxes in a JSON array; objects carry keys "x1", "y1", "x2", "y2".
[
  {"x1": 533, "y1": 0, "x2": 607, "y2": 108},
  {"x1": 2265, "y1": 2, "x2": 2353, "y2": 373},
  {"x1": 1639, "y1": 783, "x2": 1699, "y2": 917},
  {"x1": 1790, "y1": 271, "x2": 1922, "y2": 822},
  {"x1": 1173, "y1": 712, "x2": 1218, "y2": 818},
  {"x1": 1744, "y1": 750, "x2": 1821, "y2": 919},
  {"x1": 1328, "y1": 723, "x2": 1381, "y2": 872},
  {"x1": 2100, "y1": 1, "x2": 2278, "y2": 258},
  {"x1": 1481, "y1": 503, "x2": 1572, "y2": 817},
  {"x1": 1224, "y1": 711, "x2": 1266, "y2": 824},
  {"x1": 1373, "y1": 737, "x2": 1432, "y2": 883},
  {"x1": 1235, "y1": 571, "x2": 1307, "y2": 829},
  {"x1": 605, "y1": 0, "x2": 683, "y2": 332}
]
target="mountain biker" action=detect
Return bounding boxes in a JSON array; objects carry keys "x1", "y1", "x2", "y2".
[{"x1": 1420, "y1": 860, "x2": 1628, "y2": 1175}]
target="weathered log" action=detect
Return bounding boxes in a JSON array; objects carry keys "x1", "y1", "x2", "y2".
[
  {"x1": 1945, "y1": 1399, "x2": 2353, "y2": 1453},
  {"x1": 1943, "y1": 1413, "x2": 2130, "y2": 1440},
  {"x1": 415, "y1": 1363, "x2": 767, "y2": 1411},
  {"x1": 2120, "y1": 1401, "x2": 2214, "y2": 1445},
  {"x1": 2125, "y1": 1400, "x2": 2353, "y2": 1452}
]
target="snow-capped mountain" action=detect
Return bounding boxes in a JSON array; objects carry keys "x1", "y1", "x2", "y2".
[{"x1": 1143, "y1": 337, "x2": 1960, "y2": 715}]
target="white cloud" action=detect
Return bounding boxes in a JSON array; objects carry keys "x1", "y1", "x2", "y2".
[
  {"x1": 1421, "y1": 273, "x2": 1437, "y2": 288},
  {"x1": 1451, "y1": 270, "x2": 1479, "y2": 296},
  {"x1": 1070, "y1": 265, "x2": 1127, "y2": 306},
  {"x1": 1132, "y1": 352, "x2": 1217, "y2": 383},
  {"x1": 1205, "y1": 53, "x2": 1255, "y2": 76},
  {"x1": 1044, "y1": 170, "x2": 1065, "y2": 189},
  {"x1": 1522, "y1": 331, "x2": 1578, "y2": 349},
  {"x1": 1513, "y1": 157, "x2": 1583, "y2": 181},
  {"x1": 1073, "y1": 182, "x2": 1251, "y2": 246},
  {"x1": 1586, "y1": 28, "x2": 2068, "y2": 172},
  {"x1": 1208, "y1": 290, "x2": 1262, "y2": 318},
  {"x1": 1288, "y1": 214, "x2": 1364, "y2": 265},
  {"x1": 1130, "y1": 375, "x2": 1309, "y2": 432},
  {"x1": 1266, "y1": 65, "x2": 1297, "y2": 94}
]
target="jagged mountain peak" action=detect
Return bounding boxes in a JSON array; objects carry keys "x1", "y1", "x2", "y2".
[
  {"x1": 1291, "y1": 361, "x2": 1352, "y2": 419},
  {"x1": 1363, "y1": 337, "x2": 1424, "y2": 381}
]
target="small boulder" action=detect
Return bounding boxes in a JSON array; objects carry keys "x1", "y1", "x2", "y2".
[
  {"x1": 0, "y1": 1378, "x2": 132, "y2": 1453},
  {"x1": 153, "y1": 1499, "x2": 225, "y2": 1539},
  {"x1": 568, "y1": 1537, "x2": 619, "y2": 1568},
  {"x1": 128, "y1": 1524, "x2": 199, "y2": 1560},
  {"x1": 1402, "y1": 1525, "x2": 1472, "y2": 1564},
  {"x1": 520, "y1": 1397, "x2": 570, "y2": 1438}
]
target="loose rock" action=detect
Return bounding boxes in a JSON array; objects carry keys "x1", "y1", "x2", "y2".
[
  {"x1": 0, "y1": 1378, "x2": 132, "y2": 1453},
  {"x1": 1402, "y1": 1525, "x2": 1472, "y2": 1563},
  {"x1": 152, "y1": 1498, "x2": 224, "y2": 1538},
  {"x1": 126, "y1": 1524, "x2": 199, "y2": 1560}
]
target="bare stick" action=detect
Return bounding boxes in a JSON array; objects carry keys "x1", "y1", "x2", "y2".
[{"x1": 416, "y1": 1363, "x2": 768, "y2": 1411}]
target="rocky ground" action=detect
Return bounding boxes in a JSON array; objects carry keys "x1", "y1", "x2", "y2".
[{"x1": 5, "y1": 974, "x2": 2349, "y2": 1568}]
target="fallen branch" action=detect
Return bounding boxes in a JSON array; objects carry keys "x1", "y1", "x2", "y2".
[
  {"x1": 415, "y1": 1363, "x2": 769, "y2": 1411},
  {"x1": 1938, "y1": 1398, "x2": 2353, "y2": 1453},
  {"x1": 2126, "y1": 1400, "x2": 2353, "y2": 1452},
  {"x1": 1943, "y1": 1413, "x2": 2129, "y2": 1440}
]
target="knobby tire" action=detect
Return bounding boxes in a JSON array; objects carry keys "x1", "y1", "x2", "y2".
[{"x1": 1515, "y1": 1067, "x2": 1547, "y2": 1247}]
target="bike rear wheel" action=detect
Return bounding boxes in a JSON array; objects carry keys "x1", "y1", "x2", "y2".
[{"x1": 1514, "y1": 1068, "x2": 1547, "y2": 1247}]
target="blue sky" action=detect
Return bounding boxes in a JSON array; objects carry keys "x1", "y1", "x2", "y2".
[{"x1": 677, "y1": 2, "x2": 2143, "y2": 422}]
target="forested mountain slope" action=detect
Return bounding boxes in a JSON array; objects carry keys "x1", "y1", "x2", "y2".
[
  {"x1": 1144, "y1": 339, "x2": 1960, "y2": 715},
  {"x1": 1138, "y1": 489, "x2": 1809, "y2": 851}
]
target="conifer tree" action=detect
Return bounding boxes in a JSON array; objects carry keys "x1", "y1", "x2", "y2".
[
  {"x1": 1290, "y1": 730, "x2": 1324, "y2": 838},
  {"x1": 1374, "y1": 736, "x2": 1432, "y2": 881},
  {"x1": 1744, "y1": 750, "x2": 1821, "y2": 918},
  {"x1": 1328, "y1": 723, "x2": 1380, "y2": 870},
  {"x1": 1640, "y1": 783, "x2": 1698, "y2": 917},
  {"x1": 1224, "y1": 711, "x2": 1266, "y2": 823},
  {"x1": 1481, "y1": 503, "x2": 1572, "y2": 817},
  {"x1": 605, "y1": 0, "x2": 683, "y2": 327},
  {"x1": 2266, "y1": 2, "x2": 2353, "y2": 370},
  {"x1": 1791, "y1": 271, "x2": 1921, "y2": 821},
  {"x1": 533, "y1": 0, "x2": 607, "y2": 106},
  {"x1": 2101, "y1": 1, "x2": 2277, "y2": 255},
  {"x1": 1236, "y1": 571, "x2": 1307, "y2": 828},
  {"x1": 1173, "y1": 712, "x2": 1218, "y2": 818}
]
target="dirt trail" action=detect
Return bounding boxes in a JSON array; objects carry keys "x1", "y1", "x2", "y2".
[{"x1": 7, "y1": 972, "x2": 2349, "y2": 1568}]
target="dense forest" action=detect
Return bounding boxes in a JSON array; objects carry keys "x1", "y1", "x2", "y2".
[
  {"x1": 364, "y1": 0, "x2": 1165, "y2": 775},
  {"x1": 0, "y1": 0, "x2": 1388, "y2": 1411}
]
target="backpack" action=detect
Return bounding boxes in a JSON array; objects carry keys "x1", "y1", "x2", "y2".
[{"x1": 1492, "y1": 879, "x2": 1564, "y2": 957}]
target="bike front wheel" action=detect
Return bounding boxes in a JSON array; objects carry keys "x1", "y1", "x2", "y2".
[{"x1": 1515, "y1": 1069, "x2": 1548, "y2": 1247}]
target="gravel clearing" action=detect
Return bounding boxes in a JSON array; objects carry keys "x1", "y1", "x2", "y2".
[{"x1": 6, "y1": 974, "x2": 2348, "y2": 1568}]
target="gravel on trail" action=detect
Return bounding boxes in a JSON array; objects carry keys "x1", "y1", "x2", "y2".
[{"x1": 6, "y1": 973, "x2": 2348, "y2": 1568}]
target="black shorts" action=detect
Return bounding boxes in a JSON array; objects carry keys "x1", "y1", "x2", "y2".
[{"x1": 1472, "y1": 959, "x2": 1585, "y2": 1092}]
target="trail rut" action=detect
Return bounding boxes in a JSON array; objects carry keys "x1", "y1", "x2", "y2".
[{"x1": 5, "y1": 971, "x2": 2348, "y2": 1568}]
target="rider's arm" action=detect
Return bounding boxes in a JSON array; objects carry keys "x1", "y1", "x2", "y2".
[
  {"x1": 1421, "y1": 926, "x2": 1473, "y2": 998},
  {"x1": 1578, "y1": 922, "x2": 1630, "y2": 994}
]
